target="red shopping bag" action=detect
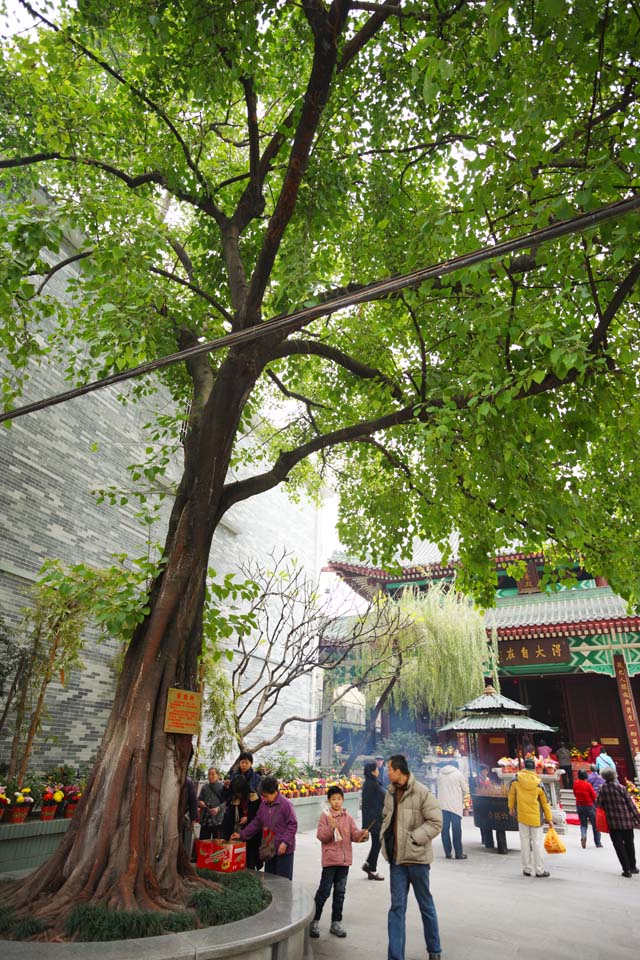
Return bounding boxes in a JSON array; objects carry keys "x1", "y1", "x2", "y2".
[{"x1": 596, "y1": 807, "x2": 609, "y2": 834}]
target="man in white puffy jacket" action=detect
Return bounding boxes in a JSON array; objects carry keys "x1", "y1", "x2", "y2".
[{"x1": 436, "y1": 760, "x2": 469, "y2": 860}]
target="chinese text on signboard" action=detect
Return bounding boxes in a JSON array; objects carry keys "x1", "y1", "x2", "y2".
[
  {"x1": 613, "y1": 655, "x2": 640, "y2": 756},
  {"x1": 499, "y1": 638, "x2": 570, "y2": 667},
  {"x1": 164, "y1": 688, "x2": 202, "y2": 735}
]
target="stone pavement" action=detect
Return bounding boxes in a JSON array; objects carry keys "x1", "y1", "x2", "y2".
[{"x1": 294, "y1": 817, "x2": 640, "y2": 960}]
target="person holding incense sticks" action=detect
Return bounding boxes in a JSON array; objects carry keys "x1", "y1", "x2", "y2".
[
  {"x1": 361, "y1": 761, "x2": 386, "y2": 880},
  {"x1": 309, "y1": 785, "x2": 369, "y2": 940}
]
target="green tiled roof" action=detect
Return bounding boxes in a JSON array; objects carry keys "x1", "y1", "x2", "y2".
[{"x1": 485, "y1": 587, "x2": 627, "y2": 630}]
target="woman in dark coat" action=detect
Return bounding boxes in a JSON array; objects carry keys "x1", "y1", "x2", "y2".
[
  {"x1": 221, "y1": 774, "x2": 262, "y2": 869},
  {"x1": 361, "y1": 761, "x2": 386, "y2": 880}
]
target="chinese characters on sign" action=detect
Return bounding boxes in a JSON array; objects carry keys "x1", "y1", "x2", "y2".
[
  {"x1": 498, "y1": 638, "x2": 571, "y2": 667},
  {"x1": 613, "y1": 654, "x2": 640, "y2": 757},
  {"x1": 516, "y1": 561, "x2": 540, "y2": 594},
  {"x1": 164, "y1": 688, "x2": 202, "y2": 735}
]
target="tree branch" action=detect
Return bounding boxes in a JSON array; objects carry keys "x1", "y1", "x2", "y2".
[
  {"x1": 339, "y1": 0, "x2": 399, "y2": 71},
  {"x1": 267, "y1": 369, "x2": 331, "y2": 412},
  {"x1": 273, "y1": 338, "x2": 405, "y2": 400},
  {"x1": 242, "y1": 0, "x2": 352, "y2": 320},
  {"x1": 0, "y1": 153, "x2": 219, "y2": 218},
  {"x1": 26, "y1": 250, "x2": 93, "y2": 295},
  {"x1": 233, "y1": 77, "x2": 266, "y2": 233},
  {"x1": 220, "y1": 403, "x2": 418, "y2": 513},
  {"x1": 17, "y1": 1, "x2": 220, "y2": 215},
  {"x1": 148, "y1": 265, "x2": 233, "y2": 323},
  {"x1": 588, "y1": 259, "x2": 640, "y2": 355}
]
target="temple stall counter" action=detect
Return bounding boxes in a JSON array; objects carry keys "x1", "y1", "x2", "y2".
[{"x1": 492, "y1": 769, "x2": 567, "y2": 834}]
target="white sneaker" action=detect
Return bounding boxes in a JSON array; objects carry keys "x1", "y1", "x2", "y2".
[
  {"x1": 330, "y1": 921, "x2": 347, "y2": 938},
  {"x1": 310, "y1": 921, "x2": 320, "y2": 938}
]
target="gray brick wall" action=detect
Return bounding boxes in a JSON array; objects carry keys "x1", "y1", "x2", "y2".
[{"x1": 0, "y1": 231, "x2": 330, "y2": 775}]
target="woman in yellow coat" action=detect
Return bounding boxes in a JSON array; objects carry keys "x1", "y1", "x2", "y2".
[{"x1": 508, "y1": 759, "x2": 553, "y2": 877}]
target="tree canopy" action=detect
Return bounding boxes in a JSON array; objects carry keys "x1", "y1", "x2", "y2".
[
  {"x1": 0, "y1": 0, "x2": 639, "y2": 929},
  {"x1": 1, "y1": 0, "x2": 639, "y2": 606}
]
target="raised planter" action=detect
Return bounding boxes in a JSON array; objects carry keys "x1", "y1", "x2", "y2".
[
  {"x1": 289, "y1": 791, "x2": 360, "y2": 832},
  {"x1": 0, "y1": 874, "x2": 314, "y2": 960},
  {"x1": 0, "y1": 818, "x2": 71, "y2": 874}
]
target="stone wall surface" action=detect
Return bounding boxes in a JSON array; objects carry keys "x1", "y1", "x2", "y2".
[{"x1": 0, "y1": 230, "x2": 330, "y2": 772}]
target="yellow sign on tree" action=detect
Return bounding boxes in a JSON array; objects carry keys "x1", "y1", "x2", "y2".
[{"x1": 164, "y1": 689, "x2": 201, "y2": 736}]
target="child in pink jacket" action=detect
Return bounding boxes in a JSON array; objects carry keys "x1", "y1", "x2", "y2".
[{"x1": 309, "y1": 785, "x2": 369, "y2": 940}]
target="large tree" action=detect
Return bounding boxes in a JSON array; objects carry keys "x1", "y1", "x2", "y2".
[{"x1": 1, "y1": 0, "x2": 639, "y2": 928}]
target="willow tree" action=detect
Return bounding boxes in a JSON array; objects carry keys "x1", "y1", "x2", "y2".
[
  {"x1": 1, "y1": 0, "x2": 639, "y2": 927},
  {"x1": 339, "y1": 585, "x2": 486, "y2": 772}
]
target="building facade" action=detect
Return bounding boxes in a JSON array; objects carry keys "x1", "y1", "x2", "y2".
[
  {"x1": 0, "y1": 235, "x2": 327, "y2": 774},
  {"x1": 328, "y1": 552, "x2": 640, "y2": 780}
]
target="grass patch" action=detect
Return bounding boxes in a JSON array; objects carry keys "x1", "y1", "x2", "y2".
[
  {"x1": 190, "y1": 869, "x2": 271, "y2": 926},
  {"x1": 64, "y1": 904, "x2": 196, "y2": 941},
  {"x1": 1, "y1": 871, "x2": 270, "y2": 942},
  {"x1": 11, "y1": 918, "x2": 46, "y2": 940}
]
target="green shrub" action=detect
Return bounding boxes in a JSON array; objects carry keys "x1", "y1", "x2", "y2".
[
  {"x1": 64, "y1": 904, "x2": 196, "y2": 941},
  {"x1": 0, "y1": 905, "x2": 15, "y2": 934},
  {"x1": 189, "y1": 871, "x2": 271, "y2": 925},
  {"x1": 12, "y1": 918, "x2": 46, "y2": 939}
]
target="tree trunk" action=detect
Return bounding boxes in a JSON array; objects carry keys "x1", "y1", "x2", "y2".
[
  {"x1": 2, "y1": 346, "x2": 264, "y2": 927},
  {"x1": 339, "y1": 675, "x2": 399, "y2": 776},
  {"x1": 8, "y1": 627, "x2": 43, "y2": 778},
  {"x1": 0, "y1": 653, "x2": 26, "y2": 741},
  {"x1": 17, "y1": 628, "x2": 63, "y2": 785}
]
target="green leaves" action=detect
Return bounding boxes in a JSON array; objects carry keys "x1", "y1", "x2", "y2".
[{"x1": 1, "y1": 0, "x2": 639, "y2": 607}]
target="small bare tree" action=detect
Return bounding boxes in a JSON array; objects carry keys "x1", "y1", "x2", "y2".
[{"x1": 201, "y1": 551, "x2": 412, "y2": 758}]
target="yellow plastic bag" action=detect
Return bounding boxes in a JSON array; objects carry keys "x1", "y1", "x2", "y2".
[{"x1": 544, "y1": 825, "x2": 566, "y2": 854}]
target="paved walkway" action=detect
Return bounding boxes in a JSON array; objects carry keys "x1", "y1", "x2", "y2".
[{"x1": 295, "y1": 817, "x2": 640, "y2": 960}]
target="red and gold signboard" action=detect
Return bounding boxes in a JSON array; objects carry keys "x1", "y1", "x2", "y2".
[
  {"x1": 499, "y1": 638, "x2": 571, "y2": 667},
  {"x1": 516, "y1": 560, "x2": 540, "y2": 594},
  {"x1": 613, "y1": 655, "x2": 640, "y2": 757},
  {"x1": 164, "y1": 688, "x2": 202, "y2": 735}
]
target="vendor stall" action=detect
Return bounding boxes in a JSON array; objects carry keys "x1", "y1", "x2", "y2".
[{"x1": 438, "y1": 686, "x2": 558, "y2": 851}]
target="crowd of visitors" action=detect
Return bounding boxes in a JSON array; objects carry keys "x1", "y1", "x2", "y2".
[{"x1": 187, "y1": 739, "x2": 638, "y2": 960}]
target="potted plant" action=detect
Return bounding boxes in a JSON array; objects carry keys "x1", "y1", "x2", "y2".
[
  {"x1": 0, "y1": 784, "x2": 8, "y2": 821},
  {"x1": 40, "y1": 783, "x2": 65, "y2": 820},
  {"x1": 2, "y1": 779, "x2": 37, "y2": 823},
  {"x1": 62, "y1": 782, "x2": 83, "y2": 818}
]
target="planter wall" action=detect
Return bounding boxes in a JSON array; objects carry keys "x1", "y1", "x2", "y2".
[
  {"x1": 0, "y1": 818, "x2": 71, "y2": 874},
  {"x1": 289, "y1": 791, "x2": 361, "y2": 832},
  {"x1": 0, "y1": 874, "x2": 314, "y2": 960}
]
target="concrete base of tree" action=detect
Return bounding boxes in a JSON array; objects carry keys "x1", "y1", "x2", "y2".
[{"x1": 0, "y1": 874, "x2": 314, "y2": 960}]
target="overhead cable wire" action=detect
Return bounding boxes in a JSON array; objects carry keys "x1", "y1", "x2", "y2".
[{"x1": 1, "y1": 193, "x2": 638, "y2": 425}]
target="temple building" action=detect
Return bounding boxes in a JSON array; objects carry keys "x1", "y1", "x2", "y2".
[{"x1": 327, "y1": 550, "x2": 640, "y2": 781}]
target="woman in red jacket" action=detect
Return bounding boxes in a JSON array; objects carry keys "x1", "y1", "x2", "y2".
[
  {"x1": 573, "y1": 769, "x2": 603, "y2": 849},
  {"x1": 587, "y1": 739, "x2": 602, "y2": 764}
]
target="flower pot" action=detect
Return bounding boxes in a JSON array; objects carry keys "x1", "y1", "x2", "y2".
[
  {"x1": 40, "y1": 804, "x2": 58, "y2": 821},
  {"x1": 544, "y1": 766, "x2": 555, "y2": 775},
  {"x1": 0, "y1": 807, "x2": 5, "y2": 822},
  {"x1": 64, "y1": 802, "x2": 78, "y2": 819},
  {"x1": 7, "y1": 804, "x2": 31, "y2": 823}
]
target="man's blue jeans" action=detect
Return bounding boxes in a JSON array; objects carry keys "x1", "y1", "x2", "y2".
[
  {"x1": 441, "y1": 810, "x2": 463, "y2": 858},
  {"x1": 388, "y1": 862, "x2": 441, "y2": 960}
]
